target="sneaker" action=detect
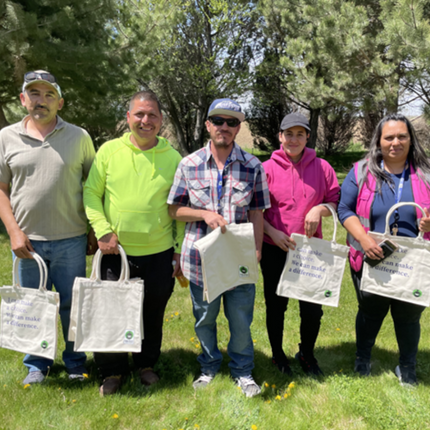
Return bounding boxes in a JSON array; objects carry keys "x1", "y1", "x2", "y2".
[
  {"x1": 67, "y1": 365, "x2": 88, "y2": 381},
  {"x1": 235, "y1": 375, "x2": 261, "y2": 398},
  {"x1": 23, "y1": 370, "x2": 46, "y2": 385},
  {"x1": 354, "y1": 358, "x2": 371, "y2": 376},
  {"x1": 99, "y1": 376, "x2": 122, "y2": 396},
  {"x1": 272, "y1": 356, "x2": 293, "y2": 376},
  {"x1": 395, "y1": 365, "x2": 417, "y2": 386},
  {"x1": 139, "y1": 368, "x2": 159, "y2": 386},
  {"x1": 295, "y1": 351, "x2": 324, "y2": 376},
  {"x1": 192, "y1": 373, "x2": 214, "y2": 389}
]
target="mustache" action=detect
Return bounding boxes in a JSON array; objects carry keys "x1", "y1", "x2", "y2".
[{"x1": 35, "y1": 105, "x2": 49, "y2": 111}]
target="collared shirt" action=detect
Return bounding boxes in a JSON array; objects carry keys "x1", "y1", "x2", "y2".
[
  {"x1": 167, "y1": 141, "x2": 271, "y2": 287},
  {"x1": 0, "y1": 115, "x2": 95, "y2": 240}
]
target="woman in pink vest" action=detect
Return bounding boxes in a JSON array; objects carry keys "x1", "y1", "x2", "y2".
[
  {"x1": 261, "y1": 113, "x2": 340, "y2": 376},
  {"x1": 338, "y1": 113, "x2": 430, "y2": 385}
]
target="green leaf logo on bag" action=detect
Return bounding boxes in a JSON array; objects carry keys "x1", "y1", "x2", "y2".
[
  {"x1": 239, "y1": 265, "x2": 249, "y2": 277},
  {"x1": 413, "y1": 289, "x2": 422, "y2": 298},
  {"x1": 41, "y1": 341, "x2": 48, "y2": 349},
  {"x1": 324, "y1": 290, "x2": 332, "y2": 298},
  {"x1": 124, "y1": 330, "x2": 135, "y2": 344}
]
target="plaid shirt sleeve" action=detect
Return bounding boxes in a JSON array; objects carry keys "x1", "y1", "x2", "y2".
[
  {"x1": 167, "y1": 161, "x2": 190, "y2": 206},
  {"x1": 249, "y1": 163, "x2": 271, "y2": 211}
]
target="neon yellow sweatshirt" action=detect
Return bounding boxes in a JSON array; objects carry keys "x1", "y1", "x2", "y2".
[{"x1": 84, "y1": 133, "x2": 185, "y2": 256}]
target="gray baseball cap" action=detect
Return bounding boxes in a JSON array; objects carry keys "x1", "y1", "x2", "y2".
[{"x1": 280, "y1": 112, "x2": 310, "y2": 132}]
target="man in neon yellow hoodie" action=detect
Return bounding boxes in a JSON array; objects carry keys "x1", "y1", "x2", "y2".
[{"x1": 84, "y1": 90, "x2": 185, "y2": 396}]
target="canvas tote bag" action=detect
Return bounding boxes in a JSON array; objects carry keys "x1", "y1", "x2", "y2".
[
  {"x1": 361, "y1": 202, "x2": 430, "y2": 306},
  {"x1": 0, "y1": 253, "x2": 60, "y2": 360},
  {"x1": 276, "y1": 204, "x2": 349, "y2": 307},
  {"x1": 69, "y1": 245, "x2": 144, "y2": 352},
  {"x1": 193, "y1": 223, "x2": 259, "y2": 303}
]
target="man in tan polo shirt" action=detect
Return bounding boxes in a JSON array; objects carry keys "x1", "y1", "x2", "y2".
[{"x1": 0, "y1": 70, "x2": 96, "y2": 385}]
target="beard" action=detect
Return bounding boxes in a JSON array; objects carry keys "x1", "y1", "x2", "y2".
[{"x1": 210, "y1": 131, "x2": 236, "y2": 148}]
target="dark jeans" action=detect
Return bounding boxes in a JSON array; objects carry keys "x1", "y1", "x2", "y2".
[
  {"x1": 260, "y1": 242, "x2": 323, "y2": 360},
  {"x1": 94, "y1": 248, "x2": 175, "y2": 379},
  {"x1": 351, "y1": 266, "x2": 425, "y2": 367}
]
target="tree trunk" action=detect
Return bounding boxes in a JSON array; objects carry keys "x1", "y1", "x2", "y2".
[
  {"x1": 0, "y1": 104, "x2": 10, "y2": 130},
  {"x1": 163, "y1": 86, "x2": 189, "y2": 156},
  {"x1": 192, "y1": 94, "x2": 206, "y2": 151},
  {"x1": 307, "y1": 107, "x2": 320, "y2": 149}
]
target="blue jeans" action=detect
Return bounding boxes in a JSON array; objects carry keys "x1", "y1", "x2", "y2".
[
  {"x1": 14, "y1": 234, "x2": 87, "y2": 372},
  {"x1": 189, "y1": 281, "x2": 255, "y2": 378}
]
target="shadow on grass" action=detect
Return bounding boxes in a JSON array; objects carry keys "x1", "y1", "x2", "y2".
[{"x1": 18, "y1": 340, "x2": 430, "y2": 396}]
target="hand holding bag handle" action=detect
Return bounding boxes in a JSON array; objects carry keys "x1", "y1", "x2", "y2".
[
  {"x1": 383, "y1": 202, "x2": 426, "y2": 239},
  {"x1": 318, "y1": 203, "x2": 338, "y2": 243},
  {"x1": 90, "y1": 245, "x2": 130, "y2": 282},
  {"x1": 13, "y1": 252, "x2": 48, "y2": 291}
]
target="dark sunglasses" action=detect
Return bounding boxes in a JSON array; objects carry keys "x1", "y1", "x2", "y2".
[
  {"x1": 24, "y1": 72, "x2": 57, "y2": 84},
  {"x1": 209, "y1": 116, "x2": 240, "y2": 127}
]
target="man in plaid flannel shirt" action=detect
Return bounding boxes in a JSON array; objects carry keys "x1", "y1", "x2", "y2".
[{"x1": 167, "y1": 98, "x2": 270, "y2": 397}]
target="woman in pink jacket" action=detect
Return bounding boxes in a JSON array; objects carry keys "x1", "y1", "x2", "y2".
[{"x1": 261, "y1": 113, "x2": 340, "y2": 376}]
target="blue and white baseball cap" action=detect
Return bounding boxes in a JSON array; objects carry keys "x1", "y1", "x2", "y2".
[{"x1": 207, "y1": 98, "x2": 245, "y2": 122}]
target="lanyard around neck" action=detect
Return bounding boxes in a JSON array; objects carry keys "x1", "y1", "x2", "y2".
[{"x1": 381, "y1": 160, "x2": 408, "y2": 233}]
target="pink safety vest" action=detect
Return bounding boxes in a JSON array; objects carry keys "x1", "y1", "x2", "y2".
[{"x1": 347, "y1": 159, "x2": 430, "y2": 271}]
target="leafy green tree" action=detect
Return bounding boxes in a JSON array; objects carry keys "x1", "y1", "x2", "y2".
[
  {"x1": 0, "y1": 0, "x2": 130, "y2": 144},
  {"x1": 119, "y1": 0, "x2": 259, "y2": 154}
]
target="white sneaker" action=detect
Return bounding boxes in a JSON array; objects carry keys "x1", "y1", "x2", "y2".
[
  {"x1": 235, "y1": 375, "x2": 261, "y2": 398},
  {"x1": 193, "y1": 373, "x2": 214, "y2": 389}
]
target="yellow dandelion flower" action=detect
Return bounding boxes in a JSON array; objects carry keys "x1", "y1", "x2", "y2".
[
  {"x1": 275, "y1": 395, "x2": 281, "y2": 400},
  {"x1": 175, "y1": 312, "x2": 179, "y2": 316},
  {"x1": 166, "y1": 319, "x2": 169, "y2": 322},
  {"x1": 190, "y1": 337, "x2": 195, "y2": 341},
  {"x1": 253, "y1": 339, "x2": 257, "y2": 343},
  {"x1": 252, "y1": 425, "x2": 258, "y2": 430},
  {"x1": 112, "y1": 414, "x2": 119, "y2": 419},
  {"x1": 83, "y1": 373, "x2": 89, "y2": 379},
  {"x1": 194, "y1": 425, "x2": 200, "y2": 429},
  {"x1": 264, "y1": 382, "x2": 269, "y2": 387},
  {"x1": 237, "y1": 386, "x2": 241, "y2": 390},
  {"x1": 271, "y1": 384, "x2": 276, "y2": 389},
  {"x1": 23, "y1": 384, "x2": 30, "y2": 389},
  {"x1": 171, "y1": 314, "x2": 174, "y2": 317},
  {"x1": 265, "y1": 400, "x2": 271, "y2": 404},
  {"x1": 72, "y1": 399, "x2": 76, "y2": 403},
  {"x1": 3, "y1": 384, "x2": 6, "y2": 387},
  {"x1": 336, "y1": 328, "x2": 340, "y2": 331},
  {"x1": 288, "y1": 382, "x2": 295, "y2": 389},
  {"x1": 185, "y1": 418, "x2": 188, "y2": 420},
  {"x1": 195, "y1": 343, "x2": 200, "y2": 348},
  {"x1": 284, "y1": 393, "x2": 288, "y2": 398}
]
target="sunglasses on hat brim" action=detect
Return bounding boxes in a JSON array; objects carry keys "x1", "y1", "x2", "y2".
[{"x1": 24, "y1": 72, "x2": 57, "y2": 84}]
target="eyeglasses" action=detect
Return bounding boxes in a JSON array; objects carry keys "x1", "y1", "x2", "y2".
[
  {"x1": 24, "y1": 72, "x2": 57, "y2": 84},
  {"x1": 209, "y1": 116, "x2": 240, "y2": 128}
]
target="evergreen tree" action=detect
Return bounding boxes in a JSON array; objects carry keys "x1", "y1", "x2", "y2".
[{"x1": 0, "y1": 0, "x2": 130, "y2": 143}]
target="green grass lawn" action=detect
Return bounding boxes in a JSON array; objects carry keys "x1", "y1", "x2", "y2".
[{"x1": 2, "y1": 161, "x2": 430, "y2": 429}]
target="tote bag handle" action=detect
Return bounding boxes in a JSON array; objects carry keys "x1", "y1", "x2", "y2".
[
  {"x1": 318, "y1": 203, "x2": 339, "y2": 243},
  {"x1": 384, "y1": 202, "x2": 426, "y2": 239},
  {"x1": 12, "y1": 252, "x2": 48, "y2": 291},
  {"x1": 90, "y1": 245, "x2": 130, "y2": 282}
]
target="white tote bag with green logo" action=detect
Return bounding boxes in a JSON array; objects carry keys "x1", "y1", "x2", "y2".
[
  {"x1": 276, "y1": 204, "x2": 349, "y2": 307},
  {"x1": 0, "y1": 253, "x2": 59, "y2": 360},
  {"x1": 193, "y1": 223, "x2": 259, "y2": 303},
  {"x1": 69, "y1": 245, "x2": 144, "y2": 352},
  {"x1": 361, "y1": 202, "x2": 430, "y2": 306}
]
